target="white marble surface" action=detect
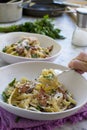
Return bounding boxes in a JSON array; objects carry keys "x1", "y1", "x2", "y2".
[
  {"x1": 0, "y1": 14, "x2": 87, "y2": 130},
  {"x1": 55, "y1": 120, "x2": 87, "y2": 130}
]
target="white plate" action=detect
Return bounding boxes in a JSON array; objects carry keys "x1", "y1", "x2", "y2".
[
  {"x1": 0, "y1": 61, "x2": 87, "y2": 120},
  {"x1": 0, "y1": 32, "x2": 61, "y2": 64}
]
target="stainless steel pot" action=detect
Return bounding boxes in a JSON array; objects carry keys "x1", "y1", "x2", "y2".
[{"x1": 0, "y1": 0, "x2": 23, "y2": 23}]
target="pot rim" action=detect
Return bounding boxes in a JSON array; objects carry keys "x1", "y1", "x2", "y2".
[{"x1": 0, "y1": 0, "x2": 23, "y2": 4}]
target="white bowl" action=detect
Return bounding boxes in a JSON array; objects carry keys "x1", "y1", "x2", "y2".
[
  {"x1": 0, "y1": 32, "x2": 61, "y2": 64},
  {"x1": 0, "y1": 61, "x2": 87, "y2": 120}
]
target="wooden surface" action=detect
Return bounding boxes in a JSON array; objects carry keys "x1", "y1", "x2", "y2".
[{"x1": 66, "y1": 0, "x2": 87, "y2": 5}]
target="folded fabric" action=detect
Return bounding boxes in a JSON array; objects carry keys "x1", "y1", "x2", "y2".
[{"x1": 0, "y1": 104, "x2": 87, "y2": 130}]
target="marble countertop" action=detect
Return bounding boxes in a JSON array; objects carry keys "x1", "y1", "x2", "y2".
[
  {"x1": 55, "y1": 120, "x2": 87, "y2": 130},
  {"x1": 0, "y1": 13, "x2": 87, "y2": 130}
]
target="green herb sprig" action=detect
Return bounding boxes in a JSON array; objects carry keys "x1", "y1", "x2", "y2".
[{"x1": 0, "y1": 15, "x2": 65, "y2": 39}]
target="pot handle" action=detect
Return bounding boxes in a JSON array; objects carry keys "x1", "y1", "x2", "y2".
[{"x1": 18, "y1": 0, "x2": 31, "y2": 8}]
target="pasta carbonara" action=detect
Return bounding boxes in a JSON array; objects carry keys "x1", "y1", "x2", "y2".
[
  {"x1": 2, "y1": 36, "x2": 53, "y2": 58},
  {"x1": 2, "y1": 69, "x2": 76, "y2": 112}
]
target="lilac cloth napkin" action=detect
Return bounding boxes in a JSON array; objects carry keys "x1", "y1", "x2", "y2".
[{"x1": 0, "y1": 104, "x2": 87, "y2": 130}]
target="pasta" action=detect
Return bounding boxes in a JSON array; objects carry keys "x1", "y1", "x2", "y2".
[
  {"x1": 2, "y1": 36, "x2": 53, "y2": 58},
  {"x1": 2, "y1": 69, "x2": 76, "y2": 112}
]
